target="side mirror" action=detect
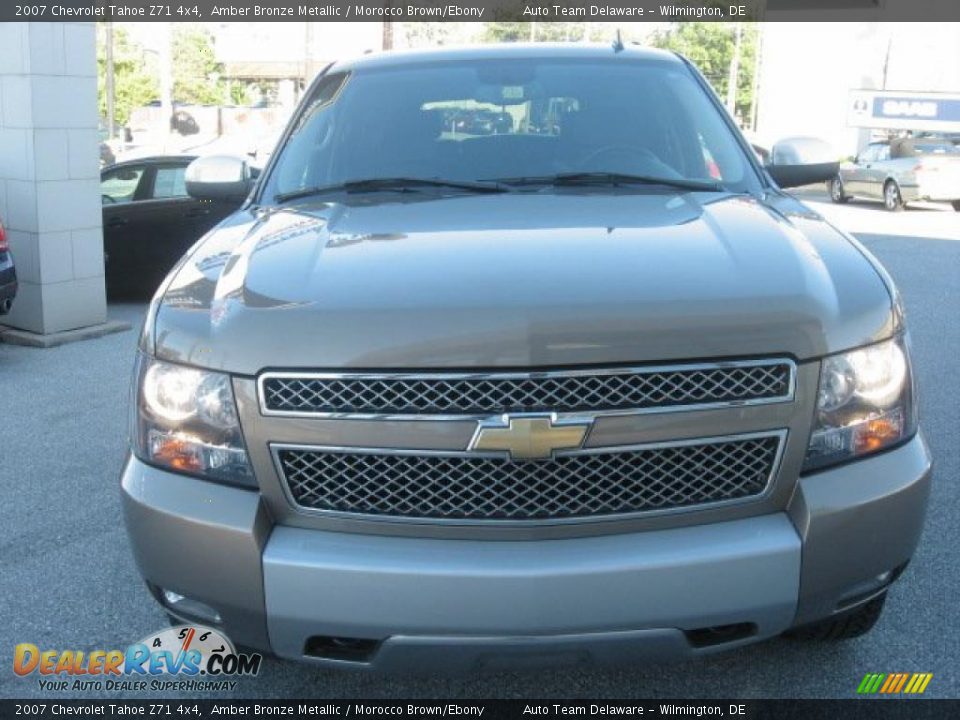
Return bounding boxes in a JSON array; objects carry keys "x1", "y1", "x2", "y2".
[
  {"x1": 185, "y1": 155, "x2": 253, "y2": 202},
  {"x1": 765, "y1": 136, "x2": 839, "y2": 189},
  {"x1": 750, "y1": 143, "x2": 770, "y2": 165}
]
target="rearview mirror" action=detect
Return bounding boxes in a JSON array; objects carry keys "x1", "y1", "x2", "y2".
[
  {"x1": 185, "y1": 155, "x2": 253, "y2": 202},
  {"x1": 765, "y1": 137, "x2": 839, "y2": 189}
]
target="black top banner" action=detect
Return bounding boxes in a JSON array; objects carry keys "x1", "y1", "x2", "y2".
[{"x1": 4, "y1": 0, "x2": 960, "y2": 22}]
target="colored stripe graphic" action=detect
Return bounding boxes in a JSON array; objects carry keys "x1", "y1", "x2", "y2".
[
  {"x1": 857, "y1": 673, "x2": 932, "y2": 694},
  {"x1": 907, "y1": 674, "x2": 933, "y2": 694},
  {"x1": 880, "y1": 674, "x2": 897, "y2": 693},
  {"x1": 893, "y1": 674, "x2": 909, "y2": 693}
]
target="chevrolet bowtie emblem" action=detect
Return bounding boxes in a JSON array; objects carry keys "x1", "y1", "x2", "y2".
[{"x1": 468, "y1": 415, "x2": 592, "y2": 460}]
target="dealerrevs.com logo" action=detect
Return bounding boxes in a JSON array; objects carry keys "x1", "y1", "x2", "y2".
[{"x1": 13, "y1": 625, "x2": 262, "y2": 692}]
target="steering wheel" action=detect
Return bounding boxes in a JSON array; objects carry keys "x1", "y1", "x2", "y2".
[
  {"x1": 102, "y1": 194, "x2": 117, "y2": 204},
  {"x1": 579, "y1": 145, "x2": 664, "y2": 172}
]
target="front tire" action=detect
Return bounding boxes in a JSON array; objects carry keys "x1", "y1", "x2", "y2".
[
  {"x1": 785, "y1": 593, "x2": 887, "y2": 641},
  {"x1": 829, "y1": 176, "x2": 849, "y2": 204},
  {"x1": 883, "y1": 180, "x2": 904, "y2": 212},
  {"x1": 951, "y1": 200, "x2": 960, "y2": 212}
]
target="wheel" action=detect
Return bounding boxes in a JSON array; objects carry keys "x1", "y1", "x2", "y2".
[
  {"x1": 828, "y1": 176, "x2": 849, "y2": 204},
  {"x1": 883, "y1": 180, "x2": 904, "y2": 212},
  {"x1": 785, "y1": 593, "x2": 887, "y2": 641},
  {"x1": 951, "y1": 200, "x2": 960, "y2": 212}
]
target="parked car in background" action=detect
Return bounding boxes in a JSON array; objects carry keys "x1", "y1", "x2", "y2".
[
  {"x1": 830, "y1": 138, "x2": 960, "y2": 211},
  {"x1": 0, "y1": 214, "x2": 16, "y2": 315},
  {"x1": 101, "y1": 156, "x2": 242, "y2": 299}
]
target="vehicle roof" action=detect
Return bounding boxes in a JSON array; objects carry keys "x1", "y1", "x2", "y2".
[
  {"x1": 329, "y1": 43, "x2": 684, "y2": 74},
  {"x1": 103, "y1": 155, "x2": 197, "y2": 170}
]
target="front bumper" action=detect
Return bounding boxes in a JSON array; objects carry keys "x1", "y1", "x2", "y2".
[{"x1": 121, "y1": 433, "x2": 931, "y2": 671}]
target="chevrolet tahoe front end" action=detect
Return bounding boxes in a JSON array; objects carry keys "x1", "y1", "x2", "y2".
[{"x1": 120, "y1": 45, "x2": 931, "y2": 672}]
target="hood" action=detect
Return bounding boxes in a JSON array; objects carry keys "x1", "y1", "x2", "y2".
[{"x1": 153, "y1": 191, "x2": 895, "y2": 375}]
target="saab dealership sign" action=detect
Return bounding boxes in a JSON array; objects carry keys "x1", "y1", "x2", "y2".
[{"x1": 848, "y1": 90, "x2": 960, "y2": 132}]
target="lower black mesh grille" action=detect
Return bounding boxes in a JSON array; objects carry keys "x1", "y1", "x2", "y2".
[{"x1": 276, "y1": 434, "x2": 782, "y2": 521}]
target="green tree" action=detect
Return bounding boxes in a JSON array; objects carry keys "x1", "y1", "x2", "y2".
[
  {"x1": 400, "y1": 22, "x2": 484, "y2": 48},
  {"x1": 650, "y1": 23, "x2": 758, "y2": 125},
  {"x1": 172, "y1": 26, "x2": 227, "y2": 106},
  {"x1": 96, "y1": 25, "x2": 158, "y2": 128},
  {"x1": 483, "y1": 22, "x2": 590, "y2": 43},
  {"x1": 401, "y1": 23, "x2": 456, "y2": 48},
  {"x1": 228, "y1": 83, "x2": 250, "y2": 106}
]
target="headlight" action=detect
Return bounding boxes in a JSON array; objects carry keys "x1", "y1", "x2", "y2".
[
  {"x1": 803, "y1": 336, "x2": 917, "y2": 472},
  {"x1": 131, "y1": 354, "x2": 255, "y2": 487}
]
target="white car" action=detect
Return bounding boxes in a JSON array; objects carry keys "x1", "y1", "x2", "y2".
[{"x1": 830, "y1": 138, "x2": 960, "y2": 211}]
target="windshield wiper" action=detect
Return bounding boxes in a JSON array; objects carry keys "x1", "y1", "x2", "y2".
[
  {"x1": 275, "y1": 177, "x2": 509, "y2": 204},
  {"x1": 488, "y1": 172, "x2": 723, "y2": 192}
]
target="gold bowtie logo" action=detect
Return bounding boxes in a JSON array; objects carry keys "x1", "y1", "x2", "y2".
[{"x1": 469, "y1": 415, "x2": 592, "y2": 460}]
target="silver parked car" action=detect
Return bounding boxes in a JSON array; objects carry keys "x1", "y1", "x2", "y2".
[
  {"x1": 121, "y1": 45, "x2": 930, "y2": 672},
  {"x1": 830, "y1": 138, "x2": 960, "y2": 211}
]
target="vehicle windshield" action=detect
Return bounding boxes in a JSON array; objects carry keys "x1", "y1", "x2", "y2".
[{"x1": 261, "y1": 55, "x2": 762, "y2": 202}]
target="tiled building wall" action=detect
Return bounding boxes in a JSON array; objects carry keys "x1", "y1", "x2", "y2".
[{"x1": 0, "y1": 22, "x2": 106, "y2": 334}]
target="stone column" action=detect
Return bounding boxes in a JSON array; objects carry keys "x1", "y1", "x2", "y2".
[{"x1": 0, "y1": 22, "x2": 107, "y2": 336}]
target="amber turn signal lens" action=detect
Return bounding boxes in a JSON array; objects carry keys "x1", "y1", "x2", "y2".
[
  {"x1": 854, "y1": 415, "x2": 904, "y2": 454},
  {"x1": 149, "y1": 433, "x2": 205, "y2": 473}
]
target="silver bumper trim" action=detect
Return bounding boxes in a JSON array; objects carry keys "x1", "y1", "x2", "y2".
[{"x1": 262, "y1": 513, "x2": 801, "y2": 664}]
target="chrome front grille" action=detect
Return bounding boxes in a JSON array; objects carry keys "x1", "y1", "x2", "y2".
[
  {"x1": 260, "y1": 361, "x2": 794, "y2": 416},
  {"x1": 274, "y1": 433, "x2": 784, "y2": 522}
]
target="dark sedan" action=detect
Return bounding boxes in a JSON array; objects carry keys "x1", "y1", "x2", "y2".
[
  {"x1": 101, "y1": 156, "x2": 242, "y2": 299},
  {"x1": 0, "y1": 214, "x2": 16, "y2": 315}
]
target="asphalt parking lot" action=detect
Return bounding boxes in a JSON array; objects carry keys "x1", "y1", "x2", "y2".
[{"x1": 1, "y1": 191, "x2": 958, "y2": 700}]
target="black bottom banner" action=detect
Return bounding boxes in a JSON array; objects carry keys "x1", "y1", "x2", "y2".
[{"x1": 2, "y1": 700, "x2": 957, "y2": 720}]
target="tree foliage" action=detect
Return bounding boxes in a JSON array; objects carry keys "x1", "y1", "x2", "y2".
[
  {"x1": 649, "y1": 23, "x2": 758, "y2": 124},
  {"x1": 97, "y1": 24, "x2": 252, "y2": 126},
  {"x1": 172, "y1": 26, "x2": 235, "y2": 106},
  {"x1": 96, "y1": 25, "x2": 158, "y2": 128},
  {"x1": 399, "y1": 22, "x2": 483, "y2": 48},
  {"x1": 483, "y1": 22, "x2": 591, "y2": 43}
]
